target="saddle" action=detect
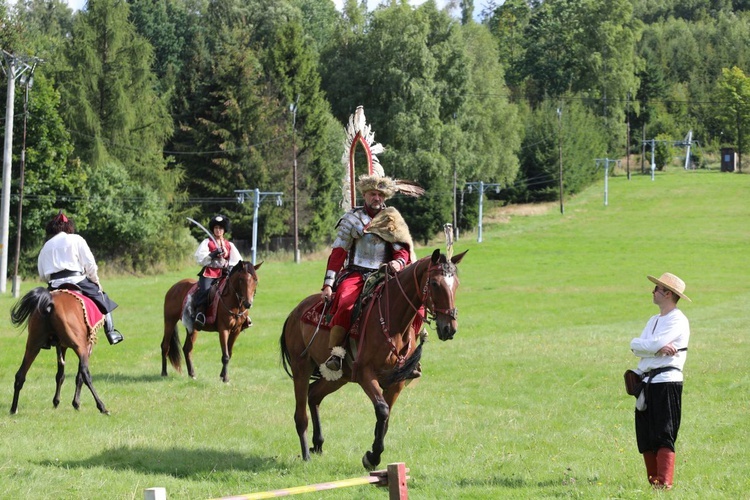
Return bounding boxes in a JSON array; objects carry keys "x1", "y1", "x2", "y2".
[
  {"x1": 301, "y1": 270, "x2": 387, "y2": 337},
  {"x1": 183, "y1": 279, "x2": 221, "y2": 326},
  {"x1": 42, "y1": 288, "x2": 106, "y2": 348}
]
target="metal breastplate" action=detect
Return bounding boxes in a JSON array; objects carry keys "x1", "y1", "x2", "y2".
[{"x1": 351, "y1": 232, "x2": 389, "y2": 270}]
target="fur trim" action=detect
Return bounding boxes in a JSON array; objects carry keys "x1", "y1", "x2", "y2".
[
  {"x1": 365, "y1": 207, "x2": 417, "y2": 263},
  {"x1": 357, "y1": 175, "x2": 397, "y2": 199},
  {"x1": 319, "y1": 345, "x2": 346, "y2": 381}
]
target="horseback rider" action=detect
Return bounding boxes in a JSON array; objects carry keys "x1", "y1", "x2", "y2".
[
  {"x1": 193, "y1": 214, "x2": 241, "y2": 328},
  {"x1": 321, "y1": 174, "x2": 418, "y2": 372},
  {"x1": 37, "y1": 210, "x2": 123, "y2": 345}
]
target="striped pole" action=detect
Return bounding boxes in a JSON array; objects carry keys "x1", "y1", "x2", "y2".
[{"x1": 208, "y1": 462, "x2": 408, "y2": 500}]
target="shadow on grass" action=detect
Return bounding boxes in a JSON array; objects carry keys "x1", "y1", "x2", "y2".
[
  {"x1": 39, "y1": 445, "x2": 281, "y2": 478},
  {"x1": 94, "y1": 372, "x2": 166, "y2": 384},
  {"x1": 455, "y1": 476, "x2": 562, "y2": 489}
]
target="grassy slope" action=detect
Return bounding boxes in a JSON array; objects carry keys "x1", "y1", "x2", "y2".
[{"x1": 0, "y1": 168, "x2": 748, "y2": 499}]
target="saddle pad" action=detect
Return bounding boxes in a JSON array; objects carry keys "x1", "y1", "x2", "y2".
[
  {"x1": 182, "y1": 282, "x2": 221, "y2": 326},
  {"x1": 301, "y1": 300, "x2": 331, "y2": 330},
  {"x1": 55, "y1": 289, "x2": 106, "y2": 333}
]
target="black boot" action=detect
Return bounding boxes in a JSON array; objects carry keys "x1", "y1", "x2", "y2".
[{"x1": 104, "y1": 313, "x2": 124, "y2": 345}]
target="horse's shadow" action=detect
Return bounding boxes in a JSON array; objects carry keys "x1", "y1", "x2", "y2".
[{"x1": 38, "y1": 446, "x2": 280, "y2": 478}]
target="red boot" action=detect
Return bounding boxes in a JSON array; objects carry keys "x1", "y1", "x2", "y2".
[
  {"x1": 643, "y1": 451, "x2": 658, "y2": 485},
  {"x1": 654, "y1": 448, "x2": 675, "y2": 490}
]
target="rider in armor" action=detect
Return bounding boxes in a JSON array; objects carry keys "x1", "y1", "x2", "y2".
[
  {"x1": 38, "y1": 211, "x2": 123, "y2": 345},
  {"x1": 321, "y1": 174, "x2": 417, "y2": 372},
  {"x1": 193, "y1": 215, "x2": 241, "y2": 328}
]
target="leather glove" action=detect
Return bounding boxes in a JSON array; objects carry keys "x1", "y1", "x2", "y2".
[{"x1": 209, "y1": 248, "x2": 223, "y2": 259}]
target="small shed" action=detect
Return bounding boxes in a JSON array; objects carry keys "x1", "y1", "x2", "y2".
[{"x1": 720, "y1": 147, "x2": 737, "y2": 172}]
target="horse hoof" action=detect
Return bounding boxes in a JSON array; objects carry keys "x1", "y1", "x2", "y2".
[{"x1": 362, "y1": 452, "x2": 376, "y2": 470}]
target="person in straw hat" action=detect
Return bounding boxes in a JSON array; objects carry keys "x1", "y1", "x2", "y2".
[
  {"x1": 320, "y1": 174, "x2": 422, "y2": 376},
  {"x1": 629, "y1": 272, "x2": 691, "y2": 490}
]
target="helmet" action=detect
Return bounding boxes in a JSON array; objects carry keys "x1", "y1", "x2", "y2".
[{"x1": 208, "y1": 215, "x2": 231, "y2": 232}]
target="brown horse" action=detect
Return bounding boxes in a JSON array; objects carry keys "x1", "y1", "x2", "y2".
[
  {"x1": 10, "y1": 287, "x2": 109, "y2": 415},
  {"x1": 161, "y1": 260, "x2": 261, "y2": 382},
  {"x1": 280, "y1": 248, "x2": 466, "y2": 469}
]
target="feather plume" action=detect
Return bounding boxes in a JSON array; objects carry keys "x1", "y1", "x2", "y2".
[{"x1": 394, "y1": 179, "x2": 425, "y2": 197}]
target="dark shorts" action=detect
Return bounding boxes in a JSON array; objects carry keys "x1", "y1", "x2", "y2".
[{"x1": 635, "y1": 381, "x2": 683, "y2": 453}]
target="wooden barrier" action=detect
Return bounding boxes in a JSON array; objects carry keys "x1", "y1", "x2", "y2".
[{"x1": 144, "y1": 463, "x2": 409, "y2": 500}]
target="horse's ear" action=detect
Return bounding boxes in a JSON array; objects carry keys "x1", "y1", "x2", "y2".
[
  {"x1": 254, "y1": 260, "x2": 263, "y2": 270},
  {"x1": 431, "y1": 248, "x2": 441, "y2": 263},
  {"x1": 451, "y1": 250, "x2": 468, "y2": 265}
]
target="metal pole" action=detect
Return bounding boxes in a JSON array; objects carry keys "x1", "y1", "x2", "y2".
[
  {"x1": 1, "y1": 57, "x2": 17, "y2": 293},
  {"x1": 604, "y1": 160, "x2": 609, "y2": 206},
  {"x1": 12, "y1": 76, "x2": 31, "y2": 297},
  {"x1": 477, "y1": 181, "x2": 484, "y2": 243},
  {"x1": 291, "y1": 96, "x2": 300, "y2": 263},
  {"x1": 557, "y1": 107, "x2": 564, "y2": 215},
  {"x1": 252, "y1": 188, "x2": 260, "y2": 265},
  {"x1": 650, "y1": 139, "x2": 656, "y2": 181}
]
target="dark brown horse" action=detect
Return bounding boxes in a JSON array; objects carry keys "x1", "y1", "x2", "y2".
[
  {"x1": 161, "y1": 260, "x2": 261, "y2": 382},
  {"x1": 280, "y1": 248, "x2": 466, "y2": 469},
  {"x1": 10, "y1": 287, "x2": 109, "y2": 414}
]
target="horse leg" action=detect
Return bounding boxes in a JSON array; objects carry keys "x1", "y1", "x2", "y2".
[
  {"x1": 161, "y1": 319, "x2": 177, "y2": 377},
  {"x1": 218, "y1": 329, "x2": 231, "y2": 383},
  {"x1": 183, "y1": 329, "x2": 198, "y2": 379},
  {"x1": 10, "y1": 345, "x2": 42, "y2": 415},
  {"x1": 360, "y1": 372, "x2": 403, "y2": 470},
  {"x1": 292, "y1": 371, "x2": 313, "y2": 460},
  {"x1": 53, "y1": 346, "x2": 67, "y2": 408},
  {"x1": 307, "y1": 378, "x2": 347, "y2": 455},
  {"x1": 74, "y1": 353, "x2": 109, "y2": 415}
]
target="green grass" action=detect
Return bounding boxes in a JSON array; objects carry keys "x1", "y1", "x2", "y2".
[{"x1": 1, "y1": 168, "x2": 749, "y2": 499}]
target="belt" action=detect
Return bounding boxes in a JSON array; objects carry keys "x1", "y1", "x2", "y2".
[{"x1": 50, "y1": 270, "x2": 84, "y2": 280}]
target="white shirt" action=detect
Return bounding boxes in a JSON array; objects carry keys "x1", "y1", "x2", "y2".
[
  {"x1": 38, "y1": 232, "x2": 100, "y2": 288},
  {"x1": 630, "y1": 308, "x2": 690, "y2": 383},
  {"x1": 194, "y1": 238, "x2": 242, "y2": 267}
]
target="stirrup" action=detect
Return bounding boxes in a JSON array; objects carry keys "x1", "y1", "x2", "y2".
[
  {"x1": 195, "y1": 312, "x2": 206, "y2": 327},
  {"x1": 324, "y1": 354, "x2": 342, "y2": 371},
  {"x1": 320, "y1": 346, "x2": 346, "y2": 381},
  {"x1": 106, "y1": 329, "x2": 124, "y2": 345}
]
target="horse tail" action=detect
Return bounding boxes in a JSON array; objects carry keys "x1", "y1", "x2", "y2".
[
  {"x1": 279, "y1": 316, "x2": 294, "y2": 379},
  {"x1": 10, "y1": 287, "x2": 53, "y2": 327},
  {"x1": 385, "y1": 336, "x2": 424, "y2": 386},
  {"x1": 168, "y1": 325, "x2": 183, "y2": 372}
]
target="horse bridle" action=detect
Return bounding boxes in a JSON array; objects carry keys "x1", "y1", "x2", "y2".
[{"x1": 218, "y1": 263, "x2": 256, "y2": 322}]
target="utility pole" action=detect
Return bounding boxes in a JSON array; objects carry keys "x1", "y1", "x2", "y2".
[
  {"x1": 235, "y1": 189, "x2": 283, "y2": 265},
  {"x1": 464, "y1": 181, "x2": 501, "y2": 243},
  {"x1": 596, "y1": 158, "x2": 619, "y2": 206},
  {"x1": 1, "y1": 51, "x2": 40, "y2": 294},
  {"x1": 557, "y1": 106, "x2": 564, "y2": 215},
  {"x1": 290, "y1": 95, "x2": 300, "y2": 263},
  {"x1": 12, "y1": 71, "x2": 36, "y2": 297},
  {"x1": 452, "y1": 113, "x2": 458, "y2": 240},
  {"x1": 626, "y1": 91, "x2": 631, "y2": 180}
]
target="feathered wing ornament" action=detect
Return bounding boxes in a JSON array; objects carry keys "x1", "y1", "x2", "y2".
[
  {"x1": 341, "y1": 106, "x2": 384, "y2": 212},
  {"x1": 443, "y1": 223, "x2": 454, "y2": 259}
]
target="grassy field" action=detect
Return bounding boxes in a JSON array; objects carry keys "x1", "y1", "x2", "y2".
[{"x1": 1, "y1": 168, "x2": 748, "y2": 499}]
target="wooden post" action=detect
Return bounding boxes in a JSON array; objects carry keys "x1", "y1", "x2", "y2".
[{"x1": 387, "y1": 462, "x2": 408, "y2": 500}]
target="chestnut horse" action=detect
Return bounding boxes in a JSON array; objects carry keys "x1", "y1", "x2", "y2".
[
  {"x1": 280, "y1": 249, "x2": 466, "y2": 469},
  {"x1": 10, "y1": 287, "x2": 109, "y2": 414},
  {"x1": 161, "y1": 260, "x2": 261, "y2": 382}
]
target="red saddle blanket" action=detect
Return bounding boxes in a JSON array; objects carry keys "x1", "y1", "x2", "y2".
[
  {"x1": 301, "y1": 300, "x2": 333, "y2": 331},
  {"x1": 182, "y1": 281, "x2": 222, "y2": 326},
  {"x1": 55, "y1": 289, "x2": 106, "y2": 332}
]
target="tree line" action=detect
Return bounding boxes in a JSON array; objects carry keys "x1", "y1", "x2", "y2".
[{"x1": 1, "y1": 0, "x2": 749, "y2": 276}]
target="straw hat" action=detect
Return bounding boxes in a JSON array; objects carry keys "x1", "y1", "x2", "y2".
[{"x1": 648, "y1": 273, "x2": 691, "y2": 302}]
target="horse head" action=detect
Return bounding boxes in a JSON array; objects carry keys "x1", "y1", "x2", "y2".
[
  {"x1": 227, "y1": 260, "x2": 262, "y2": 310},
  {"x1": 425, "y1": 248, "x2": 467, "y2": 341}
]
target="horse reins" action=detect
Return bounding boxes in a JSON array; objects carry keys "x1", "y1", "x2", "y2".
[{"x1": 218, "y1": 264, "x2": 255, "y2": 323}]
